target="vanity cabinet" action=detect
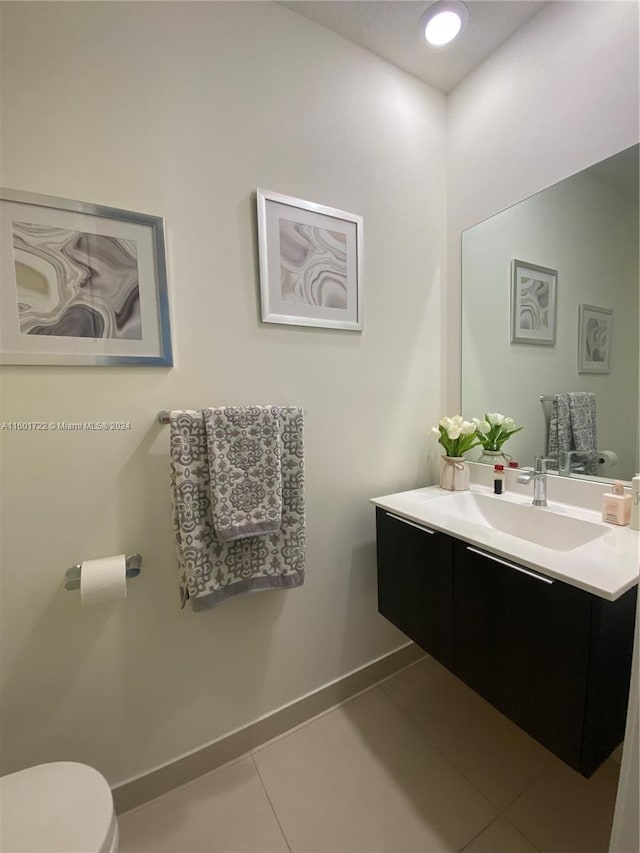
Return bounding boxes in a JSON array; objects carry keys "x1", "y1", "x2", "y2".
[
  {"x1": 375, "y1": 507, "x2": 637, "y2": 777},
  {"x1": 376, "y1": 509, "x2": 453, "y2": 669}
]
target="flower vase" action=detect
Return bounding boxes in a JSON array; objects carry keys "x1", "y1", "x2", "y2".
[
  {"x1": 440, "y1": 456, "x2": 470, "y2": 491},
  {"x1": 478, "y1": 449, "x2": 510, "y2": 467}
]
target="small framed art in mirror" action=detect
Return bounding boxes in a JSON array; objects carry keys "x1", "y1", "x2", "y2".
[
  {"x1": 510, "y1": 259, "x2": 557, "y2": 346},
  {"x1": 578, "y1": 304, "x2": 613, "y2": 374}
]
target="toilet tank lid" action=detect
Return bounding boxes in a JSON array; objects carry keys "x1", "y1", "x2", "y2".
[{"x1": 0, "y1": 761, "x2": 117, "y2": 853}]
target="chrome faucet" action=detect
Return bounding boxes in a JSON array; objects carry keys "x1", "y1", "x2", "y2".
[
  {"x1": 558, "y1": 449, "x2": 598, "y2": 476},
  {"x1": 517, "y1": 456, "x2": 555, "y2": 507}
]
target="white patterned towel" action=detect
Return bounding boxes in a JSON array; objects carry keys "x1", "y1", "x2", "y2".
[
  {"x1": 170, "y1": 407, "x2": 305, "y2": 611},
  {"x1": 204, "y1": 406, "x2": 282, "y2": 543}
]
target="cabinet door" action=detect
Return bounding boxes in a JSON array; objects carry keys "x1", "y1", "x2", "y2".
[
  {"x1": 453, "y1": 541, "x2": 592, "y2": 769},
  {"x1": 580, "y1": 586, "x2": 638, "y2": 776},
  {"x1": 376, "y1": 508, "x2": 453, "y2": 669}
]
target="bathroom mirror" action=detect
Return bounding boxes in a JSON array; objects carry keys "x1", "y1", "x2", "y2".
[{"x1": 462, "y1": 144, "x2": 639, "y2": 483}]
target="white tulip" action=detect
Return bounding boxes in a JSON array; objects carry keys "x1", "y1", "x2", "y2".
[
  {"x1": 460, "y1": 421, "x2": 476, "y2": 435},
  {"x1": 504, "y1": 417, "x2": 515, "y2": 430},
  {"x1": 447, "y1": 426, "x2": 461, "y2": 440},
  {"x1": 430, "y1": 426, "x2": 441, "y2": 439},
  {"x1": 476, "y1": 420, "x2": 491, "y2": 435},
  {"x1": 487, "y1": 412, "x2": 505, "y2": 426},
  {"x1": 451, "y1": 415, "x2": 464, "y2": 427},
  {"x1": 440, "y1": 416, "x2": 452, "y2": 429}
]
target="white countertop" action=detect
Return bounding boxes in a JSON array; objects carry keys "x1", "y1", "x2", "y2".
[{"x1": 371, "y1": 484, "x2": 639, "y2": 601}]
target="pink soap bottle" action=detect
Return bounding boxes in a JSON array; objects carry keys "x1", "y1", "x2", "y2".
[{"x1": 601, "y1": 481, "x2": 631, "y2": 526}]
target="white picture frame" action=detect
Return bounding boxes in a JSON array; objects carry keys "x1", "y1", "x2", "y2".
[
  {"x1": 578, "y1": 304, "x2": 612, "y2": 373},
  {"x1": 256, "y1": 189, "x2": 363, "y2": 331},
  {"x1": 510, "y1": 259, "x2": 557, "y2": 346},
  {"x1": 0, "y1": 188, "x2": 172, "y2": 366}
]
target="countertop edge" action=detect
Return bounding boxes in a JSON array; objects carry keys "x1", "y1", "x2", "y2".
[{"x1": 371, "y1": 490, "x2": 639, "y2": 602}]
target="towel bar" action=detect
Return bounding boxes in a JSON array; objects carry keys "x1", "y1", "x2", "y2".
[
  {"x1": 158, "y1": 407, "x2": 307, "y2": 424},
  {"x1": 64, "y1": 553, "x2": 142, "y2": 591}
]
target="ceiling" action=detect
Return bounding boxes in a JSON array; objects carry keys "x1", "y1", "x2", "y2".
[{"x1": 280, "y1": 1, "x2": 548, "y2": 93}]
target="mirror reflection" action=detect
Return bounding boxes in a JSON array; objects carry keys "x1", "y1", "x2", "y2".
[{"x1": 462, "y1": 144, "x2": 639, "y2": 482}]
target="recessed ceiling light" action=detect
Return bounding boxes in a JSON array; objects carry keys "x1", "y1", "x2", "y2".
[{"x1": 420, "y1": 1, "x2": 469, "y2": 47}]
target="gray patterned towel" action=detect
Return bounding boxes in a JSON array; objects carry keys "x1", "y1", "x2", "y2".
[
  {"x1": 170, "y1": 407, "x2": 305, "y2": 611},
  {"x1": 204, "y1": 406, "x2": 282, "y2": 543},
  {"x1": 548, "y1": 392, "x2": 598, "y2": 475},
  {"x1": 547, "y1": 394, "x2": 571, "y2": 461}
]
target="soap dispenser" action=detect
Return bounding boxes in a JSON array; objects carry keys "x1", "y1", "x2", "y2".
[{"x1": 602, "y1": 481, "x2": 631, "y2": 526}]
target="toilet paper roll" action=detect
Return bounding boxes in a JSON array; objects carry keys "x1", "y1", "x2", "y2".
[
  {"x1": 598, "y1": 450, "x2": 618, "y2": 469},
  {"x1": 80, "y1": 555, "x2": 127, "y2": 607}
]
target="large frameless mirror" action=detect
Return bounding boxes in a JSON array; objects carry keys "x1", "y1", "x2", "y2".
[{"x1": 462, "y1": 144, "x2": 639, "y2": 483}]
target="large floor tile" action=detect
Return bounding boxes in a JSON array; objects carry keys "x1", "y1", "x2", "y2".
[
  {"x1": 505, "y1": 756, "x2": 620, "y2": 853},
  {"x1": 462, "y1": 817, "x2": 540, "y2": 853},
  {"x1": 118, "y1": 756, "x2": 289, "y2": 853},
  {"x1": 382, "y1": 658, "x2": 552, "y2": 810},
  {"x1": 253, "y1": 687, "x2": 497, "y2": 853}
]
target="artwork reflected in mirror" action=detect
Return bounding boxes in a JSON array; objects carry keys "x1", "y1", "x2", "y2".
[
  {"x1": 510, "y1": 260, "x2": 557, "y2": 346},
  {"x1": 578, "y1": 304, "x2": 613, "y2": 374},
  {"x1": 462, "y1": 144, "x2": 639, "y2": 482}
]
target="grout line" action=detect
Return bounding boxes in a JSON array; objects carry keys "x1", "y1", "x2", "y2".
[
  {"x1": 457, "y1": 814, "x2": 500, "y2": 852},
  {"x1": 377, "y1": 685, "x2": 499, "y2": 820},
  {"x1": 456, "y1": 813, "x2": 543, "y2": 853},
  {"x1": 498, "y1": 759, "x2": 552, "y2": 818},
  {"x1": 251, "y1": 754, "x2": 293, "y2": 853},
  {"x1": 503, "y1": 816, "x2": 544, "y2": 852}
]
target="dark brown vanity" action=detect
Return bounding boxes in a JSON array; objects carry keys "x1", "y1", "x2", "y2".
[{"x1": 376, "y1": 506, "x2": 637, "y2": 777}]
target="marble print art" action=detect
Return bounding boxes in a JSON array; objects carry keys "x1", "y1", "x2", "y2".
[
  {"x1": 518, "y1": 276, "x2": 550, "y2": 331},
  {"x1": 279, "y1": 219, "x2": 347, "y2": 309},
  {"x1": 12, "y1": 221, "x2": 142, "y2": 339},
  {"x1": 584, "y1": 317, "x2": 609, "y2": 364}
]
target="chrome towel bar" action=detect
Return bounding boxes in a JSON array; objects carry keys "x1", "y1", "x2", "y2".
[{"x1": 158, "y1": 407, "x2": 307, "y2": 424}]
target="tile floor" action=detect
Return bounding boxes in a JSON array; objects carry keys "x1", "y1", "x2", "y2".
[{"x1": 119, "y1": 657, "x2": 621, "y2": 853}]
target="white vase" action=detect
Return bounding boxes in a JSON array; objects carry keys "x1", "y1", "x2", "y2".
[
  {"x1": 440, "y1": 456, "x2": 470, "y2": 491},
  {"x1": 478, "y1": 449, "x2": 510, "y2": 467}
]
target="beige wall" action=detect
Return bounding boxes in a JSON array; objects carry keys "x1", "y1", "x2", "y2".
[{"x1": 0, "y1": 1, "x2": 446, "y2": 784}]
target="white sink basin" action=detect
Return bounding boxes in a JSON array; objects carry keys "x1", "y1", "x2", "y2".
[{"x1": 423, "y1": 492, "x2": 607, "y2": 552}]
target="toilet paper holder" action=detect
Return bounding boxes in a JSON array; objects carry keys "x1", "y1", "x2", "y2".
[{"x1": 64, "y1": 554, "x2": 143, "y2": 592}]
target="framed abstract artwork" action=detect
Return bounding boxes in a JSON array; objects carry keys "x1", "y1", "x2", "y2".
[
  {"x1": 256, "y1": 189, "x2": 363, "y2": 331},
  {"x1": 510, "y1": 259, "x2": 557, "y2": 346},
  {"x1": 0, "y1": 188, "x2": 172, "y2": 365},
  {"x1": 578, "y1": 304, "x2": 612, "y2": 373}
]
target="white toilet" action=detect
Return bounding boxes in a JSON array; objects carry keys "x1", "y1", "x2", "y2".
[{"x1": 0, "y1": 761, "x2": 118, "y2": 852}]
